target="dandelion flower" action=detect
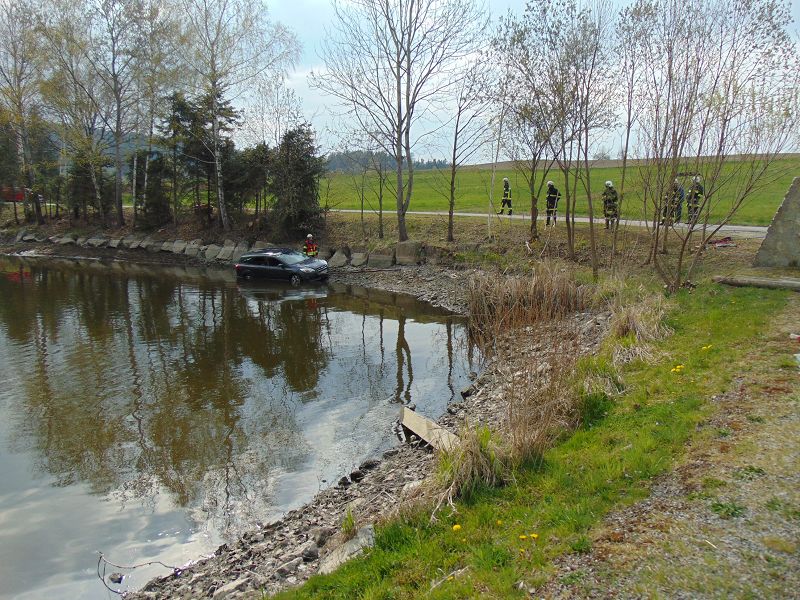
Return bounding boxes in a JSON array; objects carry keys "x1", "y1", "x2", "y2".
[
  {"x1": 452, "y1": 524, "x2": 461, "y2": 532},
  {"x1": 530, "y1": 533, "x2": 539, "y2": 540},
  {"x1": 519, "y1": 534, "x2": 528, "y2": 540},
  {"x1": 496, "y1": 519, "x2": 503, "y2": 526}
]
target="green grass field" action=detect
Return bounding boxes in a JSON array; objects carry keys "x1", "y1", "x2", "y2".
[{"x1": 322, "y1": 157, "x2": 800, "y2": 226}]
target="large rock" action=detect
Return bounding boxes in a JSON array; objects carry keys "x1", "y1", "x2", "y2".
[
  {"x1": 58, "y1": 234, "x2": 77, "y2": 245},
  {"x1": 232, "y1": 241, "x2": 250, "y2": 262},
  {"x1": 216, "y1": 240, "x2": 236, "y2": 262},
  {"x1": 14, "y1": 229, "x2": 26, "y2": 242},
  {"x1": 368, "y1": 249, "x2": 395, "y2": 268},
  {"x1": 318, "y1": 525, "x2": 375, "y2": 575},
  {"x1": 108, "y1": 238, "x2": 121, "y2": 249},
  {"x1": 395, "y1": 240, "x2": 424, "y2": 265},
  {"x1": 171, "y1": 240, "x2": 187, "y2": 254},
  {"x1": 122, "y1": 235, "x2": 142, "y2": 249},
  {"x1": 754, "y1": 177, "x2": 800, "y2": 268},
  {"x1": 22, "y1": 234, "x2": 36, "y2": 242},
  {"x1": 328, "y1": 249, "x2": 349, "y2": 268},
  {"x1": 76, "y1": 236, "x2": 88, "y2": 246},
  {"x1": 138, "y1": 237, "x2": 154, "y2": 251},
  {"x1": 87, "y1": 237, "x2": 107, "y2": 248},
  {"x1": 160, "y1": 240, "x2": 174, "y2": 252},
  {"x1": 184, "y1": 239, "x2": 203, "y2": 257},
  {"x1": 350, "y1": 252, "x2": 368, "y2": 267},
  {"x1": 203, "y1": 244, "x2": 221, "y2": 261}
]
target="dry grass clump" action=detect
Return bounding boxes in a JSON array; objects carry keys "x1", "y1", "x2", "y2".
[
  {"x1": 610, "y1": 292, "x2": 673, "y2": 365},
  {"x1": 467, "y1": 263, "x2": 591, "y2": 352},
  {"x1": 433, "y1": 423, "x2": 509, "y2": 512},
  {"x1": 504, "y1": 337, "x2": 584, "y2": 465}
]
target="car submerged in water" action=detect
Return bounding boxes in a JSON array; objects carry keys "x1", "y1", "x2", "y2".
[{"x1": 234, "y1": 248, "x2": 329, "y2": 285}]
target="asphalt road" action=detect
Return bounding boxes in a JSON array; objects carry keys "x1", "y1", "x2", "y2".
[{"x1": 334, "y1": 209, "x2": 769, "y2": 239}]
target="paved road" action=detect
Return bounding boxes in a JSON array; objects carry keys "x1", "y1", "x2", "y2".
[{"x1": 334, "y1": 209, "x2": 769, "y2": 239}]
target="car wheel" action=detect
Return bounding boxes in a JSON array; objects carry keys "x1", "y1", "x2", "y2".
[{"x1": 290, "y1": 274, "x2": 301, "y2": 286}]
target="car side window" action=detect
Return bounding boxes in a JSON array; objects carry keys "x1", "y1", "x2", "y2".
[
  {"x1": 265, "y1": 257, "x2": 281, "y2": 267},
  {"x1": 248, "y1": 256, "x2": 264, "y2": 265}
]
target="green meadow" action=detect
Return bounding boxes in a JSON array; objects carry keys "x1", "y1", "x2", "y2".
[{"x1": 321, "y1": 157, "x2": 800, "y2": 226}]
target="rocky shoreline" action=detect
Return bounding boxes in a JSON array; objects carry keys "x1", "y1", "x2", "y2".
[{"x1": 0, "y1": 232, "x2": 610, "y2": 599}]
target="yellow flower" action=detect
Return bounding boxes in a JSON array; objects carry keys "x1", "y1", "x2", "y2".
[
  {"x1": 461, "y1": 537, "x2": 466, "y2": 543},
  {"x1": 447, "y1": 576, "x2": 454, "y2": 581},
  {"x1": 530, "y1": 533, "x2": 539, "y2": 540},
  {"x1": 452, "y1": 524, "x2": 461, "y2": 532},
  {"x1": 519, "y1": 534, "x2": 528, "y2": 540},
  {"x1": 519, "y1": 547, "x2": 525, "y2": 553},
  {"x1": 496, "y1": 519, "x2": 503, "y2": 526}
]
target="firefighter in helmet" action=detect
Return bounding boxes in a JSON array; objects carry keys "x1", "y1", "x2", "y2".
[
  {"x1": 545, "y1": 180, "x2": 561, "y2": 226},
  {"x1": 602, "y1": 180, "x2": 619, "y2": 230},
  {"x1": 498, "y1": 177, "x2": 513, "y2": 215},
  {"x1": 686, "y1": 175, "x2": 704, "y2": 224},
  {"x1": 303, "y1": 234, "x2": 319, "y2": 257}
]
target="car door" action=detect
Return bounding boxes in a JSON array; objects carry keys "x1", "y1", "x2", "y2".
[{"x1": 264, "y1": 256, "x2": 288, "y2": 280}]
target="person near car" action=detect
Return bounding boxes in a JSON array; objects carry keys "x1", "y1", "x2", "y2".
[{"x1": 303, "y1": 234, "x2": 319, "y2": 257}]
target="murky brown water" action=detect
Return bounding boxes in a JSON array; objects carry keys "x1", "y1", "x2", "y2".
[{"x1": 0, "y1": 255, "x2": 476, "y2": 598}]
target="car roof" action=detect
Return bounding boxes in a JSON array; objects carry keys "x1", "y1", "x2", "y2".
[{"x1": 241, "y1": 247, "x2": 300, "y2": 258}]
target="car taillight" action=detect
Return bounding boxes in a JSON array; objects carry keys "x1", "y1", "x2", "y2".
[{"x1": 234, "y1": 264, "x2": 240, "y2": 270}]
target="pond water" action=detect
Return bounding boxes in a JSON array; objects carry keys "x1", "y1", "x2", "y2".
[{"x1": 0, "y1": 255, "x2": 477, "y2": 599}]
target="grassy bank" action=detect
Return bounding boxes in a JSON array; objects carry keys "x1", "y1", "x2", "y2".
[
  {"x1": 273, "y1": 278, "x2": 790, "y2": 599},
  {"x1": 322, "y1": 157, "x2": 800, "y2": 226}
]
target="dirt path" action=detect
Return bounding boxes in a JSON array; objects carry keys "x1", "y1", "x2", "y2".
[{"x1": 540, "y1": 296, "x2": 800, "y2": 598}]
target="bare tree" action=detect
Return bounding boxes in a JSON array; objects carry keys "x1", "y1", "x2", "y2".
[
  {"x1": 176, "y1": 0, "x2": 298, "y2": 231},
  {"x1": 0, "y1": 0, "x2": 44, "y2": 223},
  {"x1": 313, "y1": 0, "x2": 488, "y2": 242},
  {"x1": 38, "y1": 2, "x2": 114, "y2": 221},
  {"x1": 241, "y1": 74, "x2": 303, "y2": 148},
  {"x1": 444, "y1": 62, "x2": 492, "y2": 242},
  {"x1": 633, "y1": 0, "x2": 799, "y2": 291}
]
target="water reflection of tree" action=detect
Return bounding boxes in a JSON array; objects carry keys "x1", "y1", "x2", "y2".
[{"x1": 0, "y1": 258, "x2": 474, "y2": 540}]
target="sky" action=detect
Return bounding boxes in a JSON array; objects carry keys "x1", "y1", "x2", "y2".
[
  {"x1": 268, "y1": 0, "x2": 520, "y2": 155},
  {"x1": 268, "y1": 0, "x2": 800, "y2": 157}
]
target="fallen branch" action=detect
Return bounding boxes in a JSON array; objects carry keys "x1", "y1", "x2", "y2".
[{"x1": 712, "y1": 275, "x2": 800, "y2": 292}]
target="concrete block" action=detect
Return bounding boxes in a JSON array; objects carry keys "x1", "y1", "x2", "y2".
[
  {"x1": 395, "y1": 240, "x2": 424, "y2": 265},
  {"x1": 368, "y1": 249, "x2": 395, "y2": 268},
  {"x1": 754, "y1": 177, "x2": 800, "y2": 268},
  {"x1": 204, "y1": 244, "x2": 221, "y2": 261},
  {"x1": 328, "y1": 249, "x2": 349, "y2": 268},
  {"x1": 350, "y1": 252, "x2": 368, "y2": 267},
  {"x1": 232, "y1": 241, "x2": 250, "y2": 262}
]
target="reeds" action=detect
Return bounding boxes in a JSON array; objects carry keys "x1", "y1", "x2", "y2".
[
  {"x1": 466, "y1": 263, "x2": 591, "y2": 353},
  {"x1": 609, "y1": 292, "x2": 673, "y2": 365}
]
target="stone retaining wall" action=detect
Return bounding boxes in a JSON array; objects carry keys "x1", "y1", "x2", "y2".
[{"x1": 2, "y1": 230, "x2": 444, "y2": 269}]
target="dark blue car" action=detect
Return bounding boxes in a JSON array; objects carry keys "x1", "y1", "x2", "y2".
[{"x1": 234, "y1": 248, "x2": 329, "y2": 285}]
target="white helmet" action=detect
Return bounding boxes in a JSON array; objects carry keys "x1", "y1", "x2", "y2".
[
  {"x1": 674, "y1": 178, "x2": 680, "y2": 185},
  {"x1": 503, "y1": 177, "x2": 509, "y2": 183},
  {"x1": 693, "y1": 175, "x2": 702, "y2": 183},
  {"x1": 605, "y1": 180, "x2": 613, "y2": 187},
  {"x1": 306, "y1": 233, "x2": 313, "y2": 238},
  {"x1": 547, "y1": 180, "x2": 554, "y2": 186}
]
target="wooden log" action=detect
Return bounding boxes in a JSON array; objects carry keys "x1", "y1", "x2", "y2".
[
  {"x1": 712, "y1": 275, "x2": 800, "y2": 292},
  {"x1": 399, "y1": 407, "x2": 459, "y2": 452}
]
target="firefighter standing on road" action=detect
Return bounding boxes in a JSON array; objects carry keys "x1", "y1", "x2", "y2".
[
  {"x1": 303, "y1": 234, "x2": 319, "y2": 257},
  {"x1": 662, "y1": 179, "x2": 685, "y2": 225},
  {"x1": 545, "y1": 181, "x2": 561, "y2": 226},
  {"x1": 686, "y1": 175, "x2": 704, "y2": 224},
  {"x1": 498, "y1": 177, "x2": 513, "y2": 215},
  {"x1": 602, "y1": 180, "x2": 619, "y2": 230}
]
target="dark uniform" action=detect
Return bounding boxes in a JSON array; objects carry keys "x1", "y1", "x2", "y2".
[
  {"x1": 602, "y1": 186, "x2": 619, "y2": 230},
  {"x1": 498, "y1": 179, "x2": 512, "y2": 215},
  {"x1": 545, "y1": 183, "x2": 561, "y2": 226},
  {"x1": 686, "y1": 180, "x2": 704, "y2": 223},
  {"x1": 662, "y1": 182, "x2": 684, "y2": 224},
  {"x1": 303, "y1": 237, "x2": 319, "y2": 257}
]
